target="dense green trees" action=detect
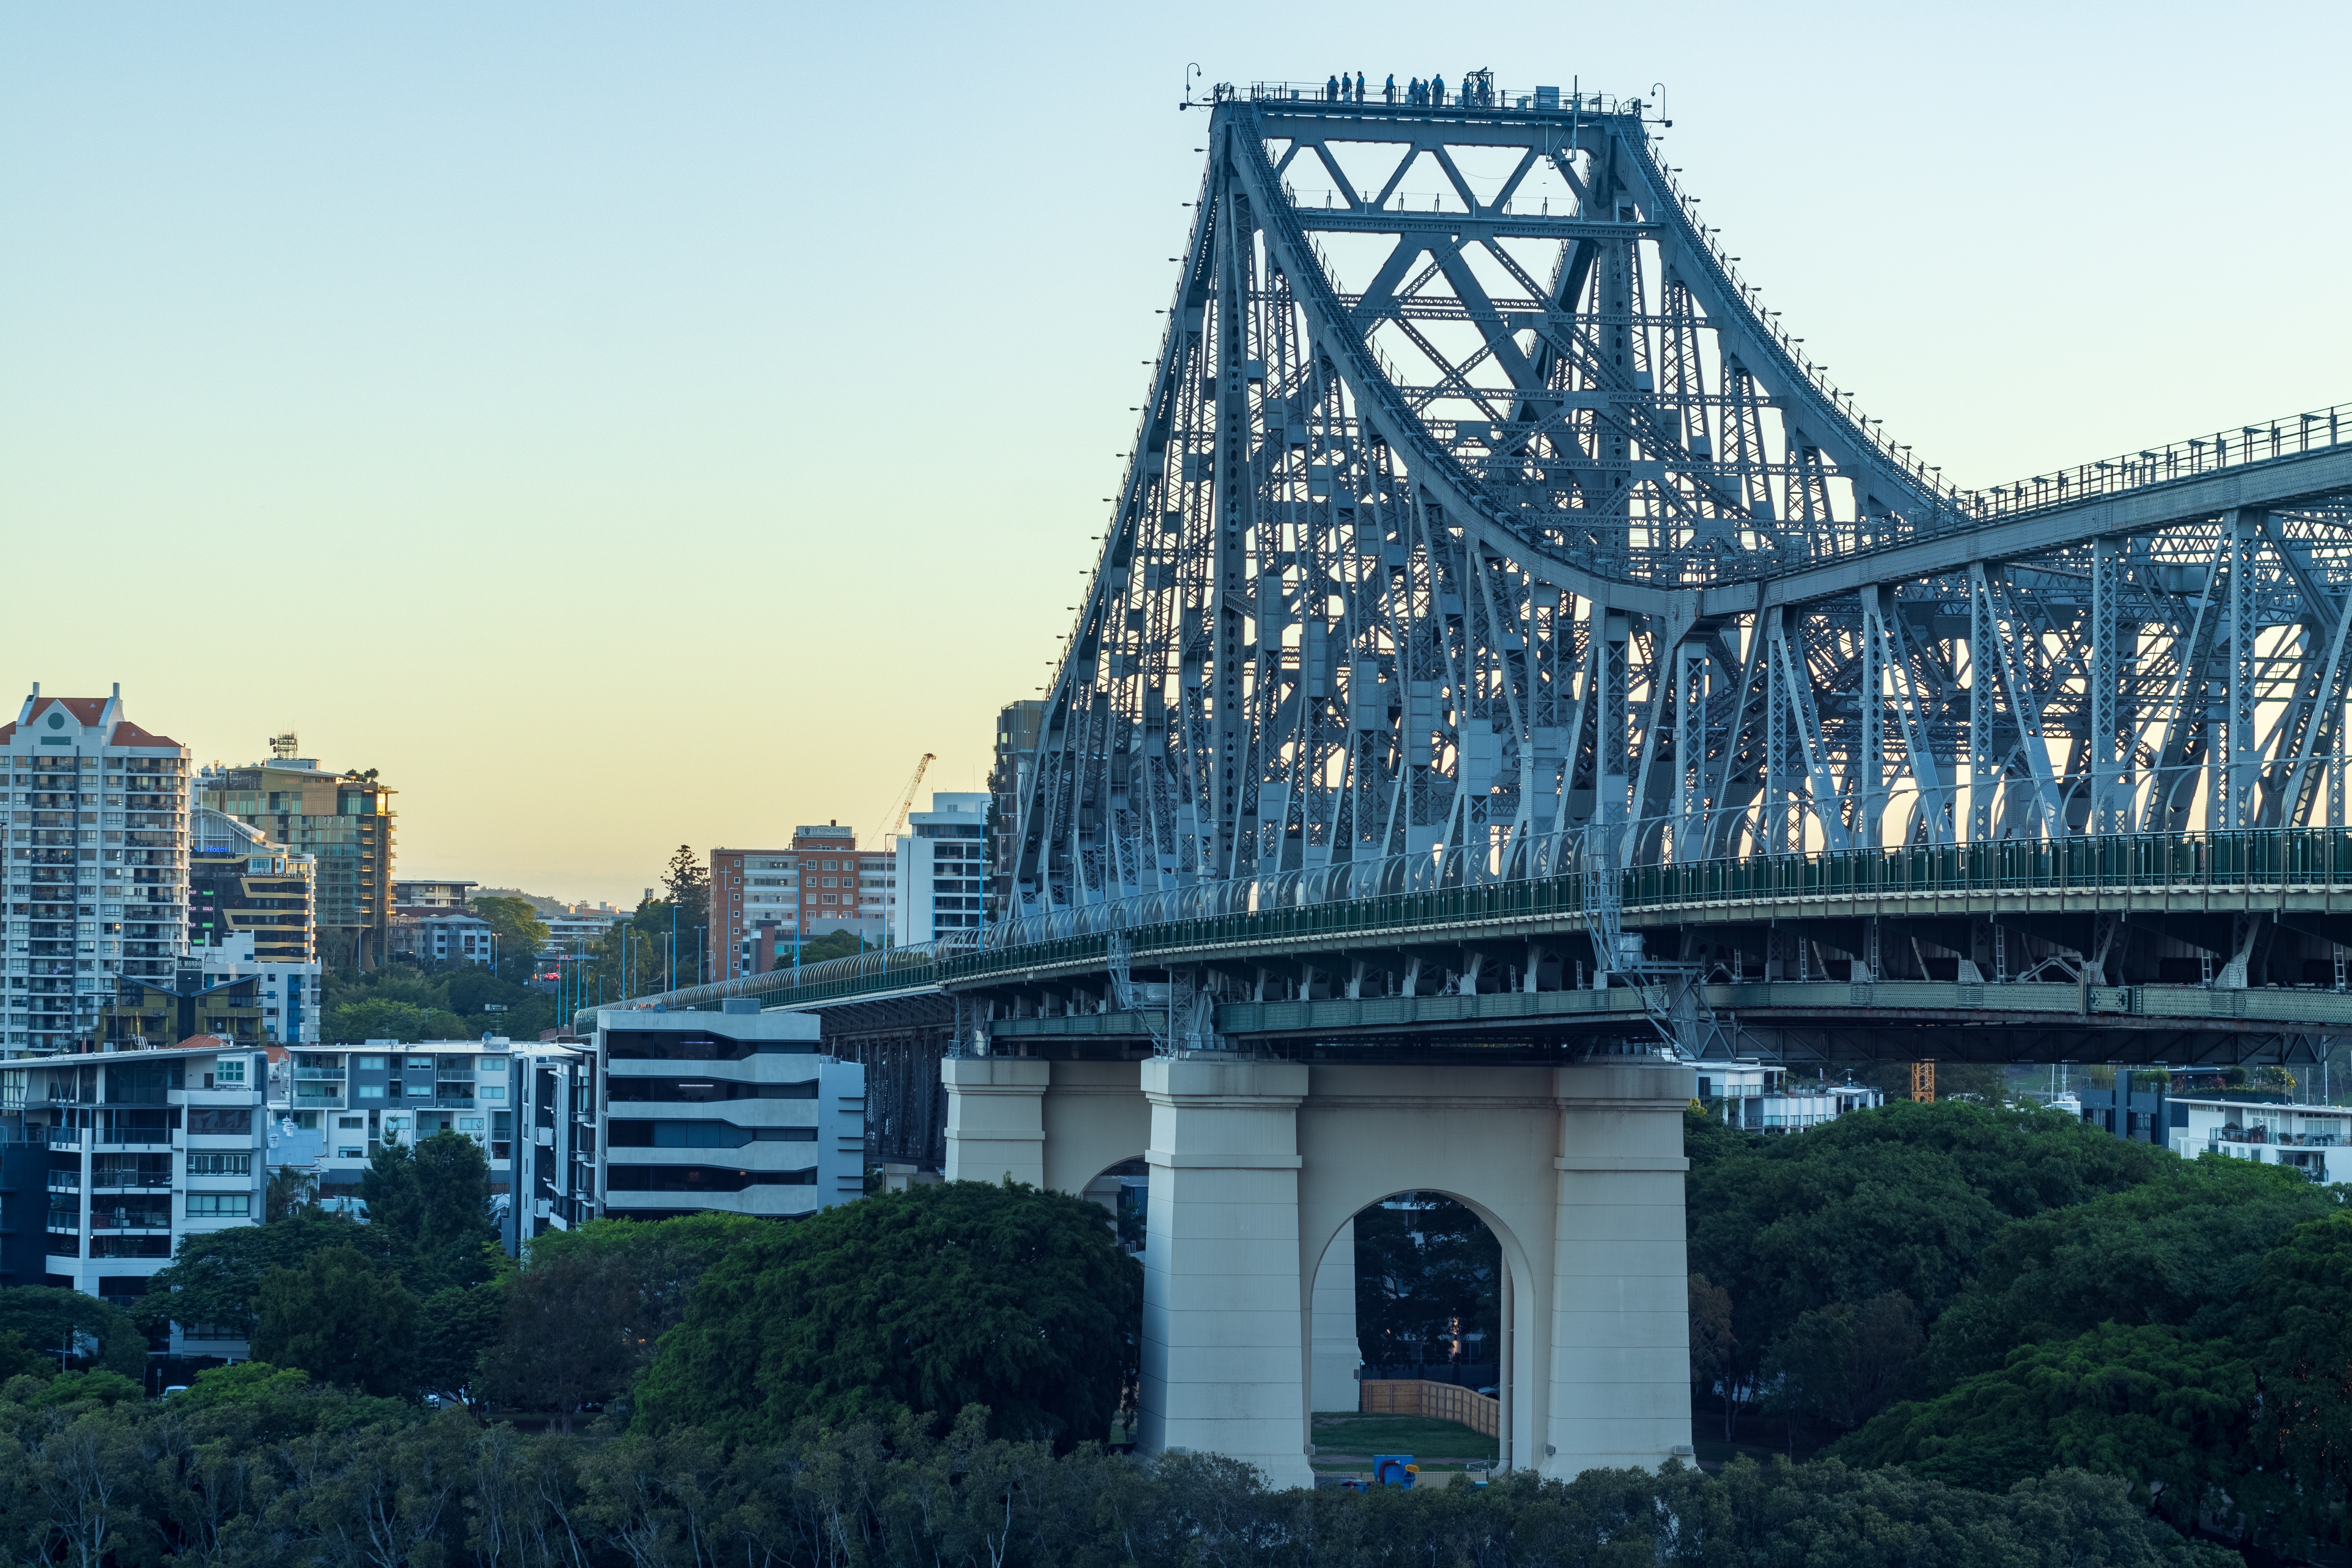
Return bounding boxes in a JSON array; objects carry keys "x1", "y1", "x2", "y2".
[
  {"x1": 0, "y1": 1369, "x2": 2234, "y2": 1568},
  {"x1": 635, "y1": 1182, "x2": 1144, "y2": 1448},
  {"x1": 251, "y1": 1246, "x2": 418, "y2": 1397},
  {"x1": 0, "y1": 1288, "x2": 145, "y2": 1380},
  {"x1": 1353, "y1": 1193, "x2": 1500, "y2": 1367}
]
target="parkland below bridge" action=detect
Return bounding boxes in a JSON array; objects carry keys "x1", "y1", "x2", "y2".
[{"x1": 589, "y1": 81, "x2": 2352, "y2": 1486}]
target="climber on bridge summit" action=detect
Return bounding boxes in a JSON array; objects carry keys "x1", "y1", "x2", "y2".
[
  {"x1": 1385, "y1": 74, "x2": 1397, "y2": 104},
  {"x1": 1327, "y1": 74, "x2": 1341, "y2": 102}
]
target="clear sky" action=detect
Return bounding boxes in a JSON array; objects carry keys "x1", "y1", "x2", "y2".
[{"x1": 4, "y1": 2, "x2": 2345, "y2": 907}]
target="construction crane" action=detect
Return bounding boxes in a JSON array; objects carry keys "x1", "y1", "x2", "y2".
[{"x1": 879, "y1": 752, "x2": 936, "y2": 845}]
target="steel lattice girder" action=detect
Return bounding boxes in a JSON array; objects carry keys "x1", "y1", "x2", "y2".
[{"x1": 1007, "y1": 89, "x2": 2352, "y2": 919}]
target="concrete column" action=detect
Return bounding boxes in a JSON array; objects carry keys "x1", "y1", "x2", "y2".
[
  {"x1": 1498, "y1": 1262, "x2": 1514, "y2": 1470},
  {"x1": 1544, "y1": 1058, "x2": 1696, "y2": 1476},
  {"x1": 940, "y1": 1057, "x2": 1048, "y2": 1187},
  {"x1": 1137, "y1": 1055, "x2": 1314, "y2": 1487},
  {"x1": 1308, "y1": 1216, "x2": 1360, "y2": 1412}
]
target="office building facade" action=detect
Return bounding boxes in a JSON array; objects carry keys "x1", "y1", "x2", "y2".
[
  {"x1": 196, "y1": 743, "x2": 395, "y2": 968},
  {"x1": 592, "y1": 1003, "x2": 864, "y2": 1219},
  {"x1": 892, "y1": 792, "x2": 989, "y2": 946},
  {"x1": 0, "y1": 687, "x2": 190, "y2": 1052}
]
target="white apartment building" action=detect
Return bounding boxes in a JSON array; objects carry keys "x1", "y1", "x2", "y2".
[
  {"x1": 891, "y1": 792, "x2": 988, "y2": 947},
  {"x1": 712, "y1": 827, "x2": 895, "y2": 980},
  {"x1": 1692, "y1": 1059, "x2": 1886, "y2": 1132},
  {"x1": 398, "y1": 912, "x2": 496, "y2": 965},
  {"x1": 2166, "y1": 1096, "x2": 2350, "y2": 1185},
  {"x1": 0, "y1": 686, "x2": 190, "y2": 1054},
  {"x1": 504, "y1": 1041, "x2": 600, "y2": 1251},
  {"x1": 280, "y1": 1040, "x2": 516, "y2": 1202},
  {"x1": 196, "y1": 931, "x2": 322, "y2": 1045},
  {"x1": 3, "y1": 1041, "x2": 266, "y2": 1334},
  {"x1": 544, "y1": 909, "x2": 625, "y2": 951}
]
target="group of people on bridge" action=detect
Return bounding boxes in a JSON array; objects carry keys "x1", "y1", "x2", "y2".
[{"x1": 1323, "y1": 70, "x2": 1496, "y2": 108}]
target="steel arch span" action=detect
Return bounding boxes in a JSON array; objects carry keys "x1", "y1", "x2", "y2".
[{"x1": 1006, "y1": 81, "x2": 2352, "y2": 924}]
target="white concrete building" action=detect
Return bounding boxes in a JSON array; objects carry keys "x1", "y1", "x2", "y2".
[
  {"x1": 1691, "y1": 1059, "x2": 1884, "y2": 1131},
  {"x1": 891, "y1": 792, "x2": 988, "y2": 947},
  {"x1": 280, "y1": 1040, "x2": 516, "y2": 1202},
  {"x1": 2, "y1": 1041, "x2": 266, "y2": 1333},
  {"x1": 0, "y1": 686, "x2": 189, "y2": 1054},
  {"x1": 592, "y1": 1002, "x2": 865, "y2": 1218},
  {"x1": 196, "y1": 931, "x2": 322, "y2": 1045},
  {"x1": 2166, "y1": 1095, "x2": 2350, "y2": 1185}
]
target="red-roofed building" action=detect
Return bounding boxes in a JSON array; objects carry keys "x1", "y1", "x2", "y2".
[{"x1": 2, "y1": 684, "x2": 192, "y2": 1053}]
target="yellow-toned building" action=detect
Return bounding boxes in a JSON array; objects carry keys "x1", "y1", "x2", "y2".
[{"x1": 195, "y1": 737, "x2": 394, "y2": 969}]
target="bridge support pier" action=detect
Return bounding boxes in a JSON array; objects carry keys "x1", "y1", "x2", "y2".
[
  {"x1": 936, "y1": 1051, "x2": 1695, "y2": 1485},
  {"x1": 1137, "y1": 1056, "x2": 1316, "y2": 1487},
  {"x1": 940, "y1": 1057, "x2": 1047, "y2": 1186}
]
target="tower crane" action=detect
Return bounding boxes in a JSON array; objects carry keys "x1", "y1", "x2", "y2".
[{"x1": 879, "y1": 752, "x2": 936, "y2": 845}]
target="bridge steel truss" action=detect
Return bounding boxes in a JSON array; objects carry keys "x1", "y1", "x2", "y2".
[{"x1": 1008, "y1": 85, "x2": 2352, "y2": 954}]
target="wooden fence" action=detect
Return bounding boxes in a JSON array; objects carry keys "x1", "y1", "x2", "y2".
[{"x1": 1358, "y1": 1377, "x2": 1499, "y2": 1438}]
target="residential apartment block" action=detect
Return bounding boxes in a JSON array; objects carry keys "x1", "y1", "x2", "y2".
[
  {"x1": 0, "y1": 1041, "x2": 267, "y2": 1324},
  {"x1": 892, "y1": 792, "x2": 988, "y2": 947},
  {"x1": 393, "y1": 911, "x2": 496, "y2": 965},
  {"x1": 279, "y1": 1041, "x2": 515, "y2": 1201},
  {"x1": 188, "y1": 809, "x2": 315, "y2": 962},
  {"x1": 0, "y1": 687, "x2": 190, "y2": 1052},
  {"x1": 1692, "y1": 1059, "x2": 1886, "y2": 1132},
  {"x1": 196, "y1": 740, "x2": 395, "y2": 968},
  {"x1": 989, "y1": 700, "x2": 1045, "y2": 923},
  {"x1": 710, "y1": 825, "x2": 893, "y2": 980},
  {"x1": 593, "y1": 1003, "x2": 864, "y2": 1219},
  {"x1": 196, "y1": 933, "x2": 320, "y2": 1045},
  {"x1": 504, "y1": 1041, "x2": 600, "y2": 1251}
]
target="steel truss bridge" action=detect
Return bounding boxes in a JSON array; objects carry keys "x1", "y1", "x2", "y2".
[{"x1": 595, "y1": 82, "x2": 2352, "y2": 1155}]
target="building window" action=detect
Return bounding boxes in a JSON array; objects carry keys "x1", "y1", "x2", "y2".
[{"x1": 186, "y1": 1193, "x2": 251, "y2": 1218}]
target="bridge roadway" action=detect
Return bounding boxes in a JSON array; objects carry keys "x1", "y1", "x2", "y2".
[{"x1": 595, "y1": 828, "x2": 2352, "y2": 1069}]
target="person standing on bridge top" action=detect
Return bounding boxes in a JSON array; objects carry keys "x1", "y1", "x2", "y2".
[
  {"x1": 1355, "y1": 71, "x2": 1366, "y2": 101},
  {"x1": 1326, "y1": 73, "x2": 1340, "y2": 102},
  {"x1": 1432, "y1": 74, "x2": 1445, "y2": 106},
  {"x1": 1384, "y1": 73, "x2": 1396, "y2": 104}
]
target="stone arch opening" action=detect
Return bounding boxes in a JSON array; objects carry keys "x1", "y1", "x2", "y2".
[
  {"x1": 1307, "y1": 1187, "x2": 1521, "y2": 1472},
  {"x1": 1079, "y1": 1155, "x2": 1148, "y2": 1255}
]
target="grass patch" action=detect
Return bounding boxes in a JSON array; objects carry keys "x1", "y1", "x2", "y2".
[{"x1": 1309, "y1": 1412, "x2": 1496, "y2": 1461}]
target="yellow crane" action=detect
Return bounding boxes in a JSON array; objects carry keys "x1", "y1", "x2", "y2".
[{"x1": 879, "y1": 752, "x2": 937, "y2": 844}]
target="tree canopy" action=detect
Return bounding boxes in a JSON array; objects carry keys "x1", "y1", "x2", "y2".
[
  {"x1": 633, "y1": 1181, "x2": 1143, "y2": 1448},
  {"x1": 251, "y1": 1246, "x2": 419, "y2": 1398}
]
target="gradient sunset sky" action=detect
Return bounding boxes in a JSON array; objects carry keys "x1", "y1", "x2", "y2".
[{"x1": 4, "y1": 2, "x2": 2345, "y2": 905}]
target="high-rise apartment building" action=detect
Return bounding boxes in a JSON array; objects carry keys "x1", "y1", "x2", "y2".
[
  {"x1": 196, "y1": 738, "x2": 395, "y2": 968},
  {"x1": 989, "y1": 701, "x2": 1045, "y2": 923},
  {"x1": 892, "y1": 792, "x2": 988, "y2": 947},
  {"x1": 710, "y1": 825, "x2": 894, "y2": 979},
  {"x1": 188, "y1": 808, "x2": 315, "y2": 965},
  {"x1": 0, "y1": 686, "x2": 190, "y2": 1053}
]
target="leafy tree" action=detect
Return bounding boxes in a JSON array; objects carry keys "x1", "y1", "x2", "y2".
[
  {"x1": 786, "y1": 929, "x2": 866, "y2": 966},
  {"x1": 660, "y1": 846, "x2": 708, "y2": 942},
  {"x1": 415, "y1": 1281, "x2": 507, "y2": 1410},
  {"x1": 1353, "y1": 1193, "x2": 1499, "y2": 1367},
  {"x1": 264, "y1": 1164, "x2": 317, "y2": 1222},
  {"x1": 1919, "y1": 1154, "x2": 2342, "y2": 1389},
  {"x1": 1687, "y1": 1098, "x2": 2166, "y2": 1413},
  {"x1": 1762, "y1": 1291, "x2": 1924, "y2": 1433},
  {"x1": 252, "y1": 1246, "x2": 419, "y2": 1398},
  {"x1": 634, "y1": 1181, "x2": 1144, "y2": 1449},
  {"x1": 2238, "y1": 1211, "x2": 2352, "y2": 1548},
  {"x1": 1833, "y1": 1322, "x2": 2255, "y2": 1530},
  {"x1": 358, "y1": 1130, "x2": 500, "y2": 1294},
  {"x1": 481, "y1": 1247, "x2": 640, "y2": 1431},
  {"x1": 134, "y1": 1208, "x2": 370, "y2": 1339},
  {"x1": 0, "y1": 1287, "x2": 145, "y2": 1378},
  {"x1": 470, "y1": 895, "x2": 551, "y2": 986},
  {"x1": 321, "y1": 995, "x2": 465, "y2": 1044},
  {"x1": 1688, "y1": 1272, "x2": 1738, "y2": 1435}
]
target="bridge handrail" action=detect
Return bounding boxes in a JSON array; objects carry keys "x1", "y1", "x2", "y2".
[
  {"x1": 1971, "y1": 404, "x2": 2352, "y2": 520},
  {"x1": 586, "y1": 824, "x2": 2352, "y2": 1024}
]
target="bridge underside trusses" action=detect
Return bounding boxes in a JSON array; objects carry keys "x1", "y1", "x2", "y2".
[{"x1": 1009, "y1": 85, "x2": 2352, "y2": 930}]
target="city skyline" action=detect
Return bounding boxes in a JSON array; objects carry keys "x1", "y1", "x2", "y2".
[{"x1": 4, "y1": 2, "x2": 2345, "y2": 906}]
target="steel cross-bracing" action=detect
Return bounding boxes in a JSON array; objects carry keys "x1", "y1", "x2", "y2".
[{"x1": 1008, "y1": 81, "x2": 2352, "y2": 933}]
